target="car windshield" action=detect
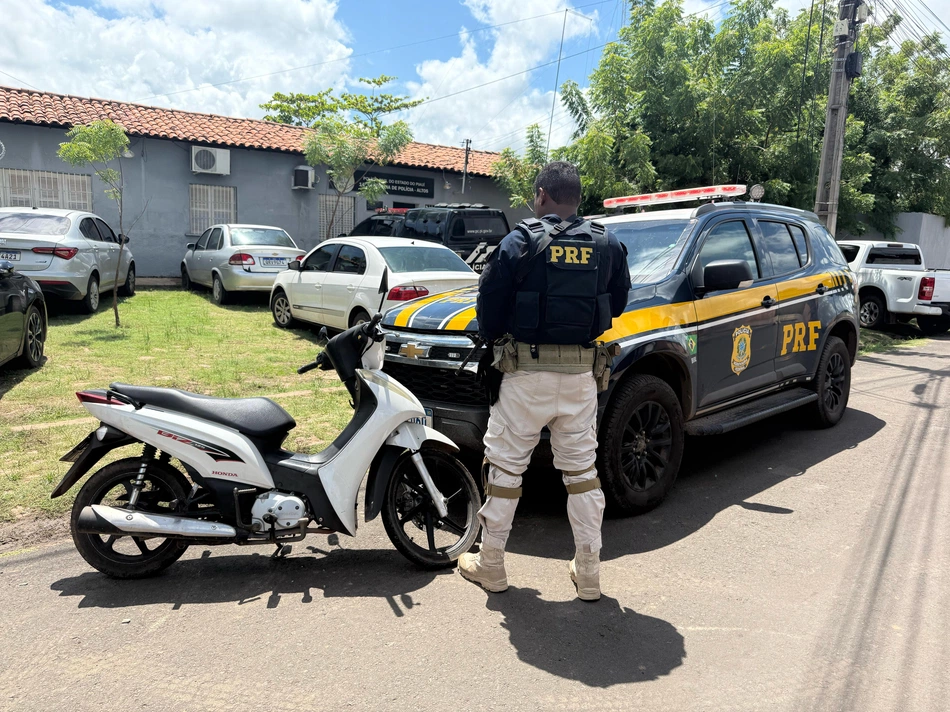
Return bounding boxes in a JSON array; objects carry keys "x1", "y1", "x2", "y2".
[
  {"x1": 230, "y1": 228, "x2": 295, "y2": 248},
  {"x1": 609, "y1": 218, "x2": 694, "y2": 284},
  {"x1": 379, "y1": 246, "x2": 472, "y2": 273},
  {"x1": 0, "y1": 214, "x2": 71, "y2": 235}
]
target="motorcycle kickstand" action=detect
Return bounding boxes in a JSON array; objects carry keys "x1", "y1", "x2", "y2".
[{"x1": 272, "y1": 544, "x2": 292, "y2": 559}]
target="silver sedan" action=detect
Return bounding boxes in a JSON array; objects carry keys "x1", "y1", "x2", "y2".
[{"x1": 180, "y1": 224, "x2": 305, "y2": 305}]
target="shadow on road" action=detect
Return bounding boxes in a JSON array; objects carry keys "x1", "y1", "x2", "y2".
[
  {"x1": 504, "y1": 406, "x2": 886, "y2": 561},
  {"x1": 484, "y1": 587, "x2": 685, "y2": 687},
  {"x1": 51, "y1": 545, "x2": 444, "y2": 615}
]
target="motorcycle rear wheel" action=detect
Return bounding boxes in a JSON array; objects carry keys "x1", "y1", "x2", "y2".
[
  {"x1": 382, "y1": 448, "x2": 481, "y2": 569},
  {"x1": 70, "y1": 458, "x2": 191, "y2": 579}
]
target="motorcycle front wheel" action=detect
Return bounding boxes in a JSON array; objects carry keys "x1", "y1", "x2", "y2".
[
  {"x1": 381, "y1": 448, "x2": 481, "y2": 570},
  {"x1": 70, "y1": 458, "x2": 190, "y2": 579}
]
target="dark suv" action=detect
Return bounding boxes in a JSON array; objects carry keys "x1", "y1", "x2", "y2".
[
  {"x1": 392, "y1": 204, "x2": 510, "y2": 266},
  {"x1": 380, "y1": 199, "x2": 860, "y2": 515}
]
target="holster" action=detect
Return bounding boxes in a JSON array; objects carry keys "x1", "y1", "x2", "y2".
[
  {"x1": 593, "y1": 342, "x2": 621, "y2": 393},
  {"x1": 476, "y1": 345, "x2": 503, "y2": 406}
]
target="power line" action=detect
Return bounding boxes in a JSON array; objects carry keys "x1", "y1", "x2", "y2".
[
  {"x1": 134, "y1": 0, "x2": 614, "y2": 103},
  {"x1": 0, "y1": 69, "x2": 40, "y2": 90},
  {"x1": 905, "y1": 0, "x2": 950, "y2": 37}
]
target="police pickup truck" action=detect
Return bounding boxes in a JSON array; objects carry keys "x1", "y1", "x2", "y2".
[{"x1": 380, "y1": 186, "x2": 859, "y2": 515}]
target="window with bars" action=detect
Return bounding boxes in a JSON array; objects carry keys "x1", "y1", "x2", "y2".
[
  {"x1": 189, "y1": 184, "x2": 237, "y2": 235},
  {"x1": 319, "y1": 194, "x2": 356, "y2": 240},
  {"x1": 0, "y1": 169, "x2": 93, "y2": 210}
]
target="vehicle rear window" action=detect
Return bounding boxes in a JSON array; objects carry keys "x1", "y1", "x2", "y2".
[
  {"x1": 230, "y1": 228, "x2": 296, "y2": 248},
  {"x1": 866, "y1": 247, "x2": 922, "y2": 265},
  {"x1": 609, "y1": 218, "x2": 693, "y2": 285},
  {"x1": 838, "y1": 244, "x2": 860, "y2": 264},
  {"x1": 379, "y1": 246, "x2": 471, "y2": 273},
  {"x1": 448, "y1": 215, "x2": 509, "y2": 242},
  {"x1": 0, "y1": 214, "x2": 70, "y2": 235},
  {"x1": 399, "y1": 210, "x2": 445, "y2": 240}
]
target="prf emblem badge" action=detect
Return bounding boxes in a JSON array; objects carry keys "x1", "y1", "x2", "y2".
[{"x1": 731, "y1": 326, "x2": 752, "y2": 375}]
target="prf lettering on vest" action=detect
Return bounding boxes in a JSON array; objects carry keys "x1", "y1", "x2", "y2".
[
  {"x1": 781, "y1": 320, "x2": 822, "y2": 355},
  {"x1": 549, "y1": 245, "x2": 594, "y2": 264}
]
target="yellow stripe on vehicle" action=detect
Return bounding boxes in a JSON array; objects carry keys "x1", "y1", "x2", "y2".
[
  {"x1": 694, "y1": 284, "x2": 776, "y2": 323},
  {"x1": 393, "y1": 290, "x2": 463, "y2": 327},
  {"x1": 445, "y1": 307, "x2": 478, "y2": 331},
  {"x1": 775, "y1": 272, "x2": 836, "y2": 301},
  {"x1": 600, "y1": 302, "x2": 698, "y2": 343}
]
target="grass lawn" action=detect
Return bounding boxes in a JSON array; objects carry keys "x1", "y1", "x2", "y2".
[
  {"x1": 0, "y1": 287, "x2": 930, "y2": 524},
  {"x1": 0, "y1": 287, "x2": 351, "y2": 522}
]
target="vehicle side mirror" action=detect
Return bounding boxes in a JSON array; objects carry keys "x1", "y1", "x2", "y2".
[
  {"x1": 186, "y1": 243, "x2": 195, "y2": 251},
  {"x1": 317, "y1": 326, "x2": 329, "y2": 347},
  {"x1": 288, "y1": 259, "x2": 301, "y2": 271},
  {"x1": 378, "y1": 267, "x2": 389, "y2": 296},
  {"x1": 119, "y1": 234, "x2": 130, "y2": 244},
  {"x1": 702, "y1": 260, "x2": 754, "y2": 293}
]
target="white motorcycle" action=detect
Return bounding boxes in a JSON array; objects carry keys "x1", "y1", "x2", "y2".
[{"x1": 52, "y1": 292, "x2": 481, "y2": 579}]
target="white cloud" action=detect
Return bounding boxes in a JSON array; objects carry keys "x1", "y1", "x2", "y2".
[
  {"x1": 0, "y1": 0, "x2": 352, "y2": 118},
  {"x1": 400, "y1": 0, "x2": 599, "y2": 153}
]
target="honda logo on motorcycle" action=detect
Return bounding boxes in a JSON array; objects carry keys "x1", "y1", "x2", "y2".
[{"x1": 157, "y1": 429, "x2": 244, "y2": 463}]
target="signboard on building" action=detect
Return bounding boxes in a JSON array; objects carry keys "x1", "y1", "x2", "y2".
[{"x1": 354, "y1": 170, "x2": 434, "y2": 199}]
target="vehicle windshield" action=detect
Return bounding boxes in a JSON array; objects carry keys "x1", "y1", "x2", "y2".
[
  {"x1": 230, "y1": 228, "x2": 296, "y2": 248},
  {"x1": 609, "y1": 218, "x2": 694, "y2": 284},
  {"x1": 0, "y1": 214, "x2": 71, "y2": 235},
  {"x1": 838, "y1": 244, "x2": 860, "y2": 264},
  {"x1": 379, "y1": 246, "x2": 472, "y2": 273}
]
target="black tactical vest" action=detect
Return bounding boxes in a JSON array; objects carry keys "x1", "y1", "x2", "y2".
[{"x1": 510, "y1": 216, "x2": 611, "y2": 345}]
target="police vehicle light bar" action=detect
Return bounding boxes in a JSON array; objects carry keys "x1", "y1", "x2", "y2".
[{"x1": 604, "y1": 184, "x2": 747, "y2": 209}]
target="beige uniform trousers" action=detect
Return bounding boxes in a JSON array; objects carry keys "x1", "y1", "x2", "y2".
[{"x1": 479, "y1": 369, "x2": 605, "y2": 553}]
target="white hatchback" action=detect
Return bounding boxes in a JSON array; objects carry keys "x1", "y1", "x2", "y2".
[
  {"x1": 269, "y1": 236, "x2": 477, "y2": 330},
  {"x1": 0, "y1": 207, "x2": 135, "y2": 313}
]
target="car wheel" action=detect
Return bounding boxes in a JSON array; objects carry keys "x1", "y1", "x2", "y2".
[
  {"x1": 18, "y1": 304, "x2": 46, "y2": 369},
  {"x1": 212, "y1": 275, "x2": 228, "y2": 305},
  {"x1": 271, "y1": 290, "x2": 295, "y2": 328},
  {"x1": 118, "y1": 264, "x2": 136, "y2": 297},
  {"x1": 596, "y1": 374, "x2": 685, "y2": 516},
  {"x1": 917, "y1": 315, "x2": 950, "y2": 336},
  {"x1": 859, "y1": 294, "x2": 885, "y2": 329},
  {"x1": 81, "y1": 274, "x2": 100, "y2": 314},
  {"x1": 810, "y1": 335, "x2": 851, "y2": 428},
  {"x1": 349, "y1": 308, "x2": 371, "y2": 327}
]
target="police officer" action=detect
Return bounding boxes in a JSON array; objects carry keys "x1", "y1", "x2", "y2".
[{"x1": 458, "y1": 161, "x2": 631, "y2": 601}]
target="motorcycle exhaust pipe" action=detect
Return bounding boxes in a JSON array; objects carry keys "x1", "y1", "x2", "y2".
[{"x1": 76, "y1": 504, "x2": 238, "y2": 539}]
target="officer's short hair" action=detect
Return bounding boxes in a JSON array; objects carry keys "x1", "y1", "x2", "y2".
[{"x1": 534, "y1": 161, "x2": 581, "y2": 206}]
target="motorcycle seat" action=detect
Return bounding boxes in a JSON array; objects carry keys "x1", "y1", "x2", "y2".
[{"x1": 109, "y1": 383, "x2": 296, "y2": 440}]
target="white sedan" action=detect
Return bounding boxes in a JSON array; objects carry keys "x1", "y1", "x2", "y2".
[
  {"x1": 270, "y1": 236, "x2": 477, "y2": 330},
  {"x1": 0, "y1": 207, "x2": 135, "y2": 313}
]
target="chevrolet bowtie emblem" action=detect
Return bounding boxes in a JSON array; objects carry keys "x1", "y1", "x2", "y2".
[{"x1": 399, "y1": 343, "x2": 429, "y2": 359}]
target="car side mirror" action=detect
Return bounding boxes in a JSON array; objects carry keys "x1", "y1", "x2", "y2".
[
  {"x1": 288, "y1": 259, "x2": 301, "y2": 271},
  {"x1": 119, "y1": 234, "x2": 130, "y2": 244},
  {"x1": 701, "y1": 260, "x2": 754, "y2": 293},
  {"x1": 186, "y1": 243, "x2": 195, "y2": 251}
]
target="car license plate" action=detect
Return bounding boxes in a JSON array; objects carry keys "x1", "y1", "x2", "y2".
[
  {"x1": 0, "y1": 250, "x2": 20, "y2": 261},
  {"x1": 408, "y1": 408, "x2": 434, "y2": 427},
  {"x1": 261, "y1": 257, "x2": 286, "y2": 267}
]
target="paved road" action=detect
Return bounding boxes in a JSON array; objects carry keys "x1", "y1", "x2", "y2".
[{"x1": 2, "y1": 340, "x2": 949, "y2": 711}]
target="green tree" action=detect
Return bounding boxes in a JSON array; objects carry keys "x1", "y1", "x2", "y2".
[
  {"x1": 260, "y1": 90, "x2": 339, "y2": 127},
  {"x1": 303, "y1": 115, "x2": 413, "y2": 240},
  {"x1": 340, "y1": 75, "x2": 426, "y2": 136},
  {"x1": 57, "y1": 120, "x2": 136, "y2": 327},
  {"x1": 491, "y1": 124, "x2": 547, "y2": 208}
]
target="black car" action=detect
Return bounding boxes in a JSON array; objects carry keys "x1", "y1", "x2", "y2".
[
  {"x1": 349, "y1": 212, "x2": 406, "y2": 237},
  {"x1": 0, "y1": 260, "x2": 47, "y2": 370},
  {"x1": 393, "y1": 204, "x2": 510, "y2": 266}
]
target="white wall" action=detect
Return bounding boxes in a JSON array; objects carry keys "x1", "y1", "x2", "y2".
[{"x1": 839, "y1": 213, "x2": 950, "y2": 269}]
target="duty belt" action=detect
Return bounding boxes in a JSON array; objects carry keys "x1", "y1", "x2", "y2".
[{"x1": 492, "y1": 337, "x2": 619, "y2": 390}]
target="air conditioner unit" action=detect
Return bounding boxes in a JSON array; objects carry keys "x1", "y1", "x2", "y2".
[
  {"x1": 191, "y1": 147, "x2": 230, "y2": 175},
  {"x1": 292, "y1": 165, "x2": 316, "y2": 190}
]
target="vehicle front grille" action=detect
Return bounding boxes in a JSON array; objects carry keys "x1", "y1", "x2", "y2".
[{"x1": 383, "y1": 362, "x2": 488, "y2": 407}]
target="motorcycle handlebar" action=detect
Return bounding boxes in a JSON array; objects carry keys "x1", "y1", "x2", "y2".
[{"x1": 297, "y1": 360, "x2": 320, "y2": 374}]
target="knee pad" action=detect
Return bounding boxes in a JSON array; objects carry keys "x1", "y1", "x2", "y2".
[
  {"x1": 483, "y1": 458, "x2": 523, "y2": 499},
  {"x1": 563, "y1": 468, "x2": 601, "y2": 495}
]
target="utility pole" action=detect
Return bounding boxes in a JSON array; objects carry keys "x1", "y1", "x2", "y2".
[
  {"x1": 814, "y1": 0, "x2": 868, "y2": 235},
  {"x1": 461, "y1": 138, "x2": 471, "y2": 195}
]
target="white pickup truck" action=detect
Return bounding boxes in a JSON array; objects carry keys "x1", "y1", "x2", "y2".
[{"x1": 837, "y1": 240, "x2": 950, "y2": 335}]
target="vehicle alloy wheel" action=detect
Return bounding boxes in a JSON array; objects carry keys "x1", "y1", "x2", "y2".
[
  {"x1": 19, "y1": 305, "x2": 45, "y2": 368},
  {"x1": 212, "y1": 275, "x2": 228, "y2": 305},
  {"x1": 810, "y1": 335, "x2": 851, "y2": 428},
  {"x1": 181, "y1": 267, "x2": 192, "y2": 291},
  {"x1": 597, "y1": 374, "x2": 685, "y2": 515},
  {"x1": 859, "y1": 295, "x2": 885, "y2": 329},
  {"x1": 349, "y1": 309, "x2": 370, "y2": 327},
  {"x1": 119, "y1": 265, "x2": 136, "y2": 297},
  {"x1": 271, "y1": 291, "x2": 294, "y2": 328},
  {"x1": 82, "y1": 275, "x2": 100, "y2": 314}
]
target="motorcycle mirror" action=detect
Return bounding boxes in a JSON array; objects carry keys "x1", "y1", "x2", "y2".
[
  {"x1": 378, "y1": 267, "x2": 389, "y2": 312},
  {"x1": 317, "y1": 326, "x2": 329, "y2": 347}
]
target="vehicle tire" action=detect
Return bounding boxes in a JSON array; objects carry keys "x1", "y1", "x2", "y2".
[
  {"x1": 271, "y1": 289, "x2": 295, "y2": 328},
  {"x1": 212, "y1": 274, "x2": 229, "y2": 305},
  {"x1": 917, "y1": 314, "x2": 950, "y2": 336},
  {"x1": 70, "y1": 458, "x2": 191, "y2": 579},
  {"x1": 118, "y1": 263, "x2": 136, "y2": 297},
  {"x1": 809, "y1": 335, "x2": 851, "y2": 428},
  {"x1": 81, "y1": 273, "x2": 100, "y2": 314},
  {"x1": 382, "y1": 448, "x2": 481, "y2": 570},
  {"x1": 17, "y1": 303, "x2": 46, "y2": 369},
  {"x1": 859, "y1": 293, "x2": 886, "y2": 329},
  {"x1": 349, "y1": 308, "x2": 371, "y2": 327},
  {"x1": 596, "y1": 374, "x2": 685, "y2": 516},
  {"x1": 181, "y1": 266, "x2": 192, "y2": 291}
]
